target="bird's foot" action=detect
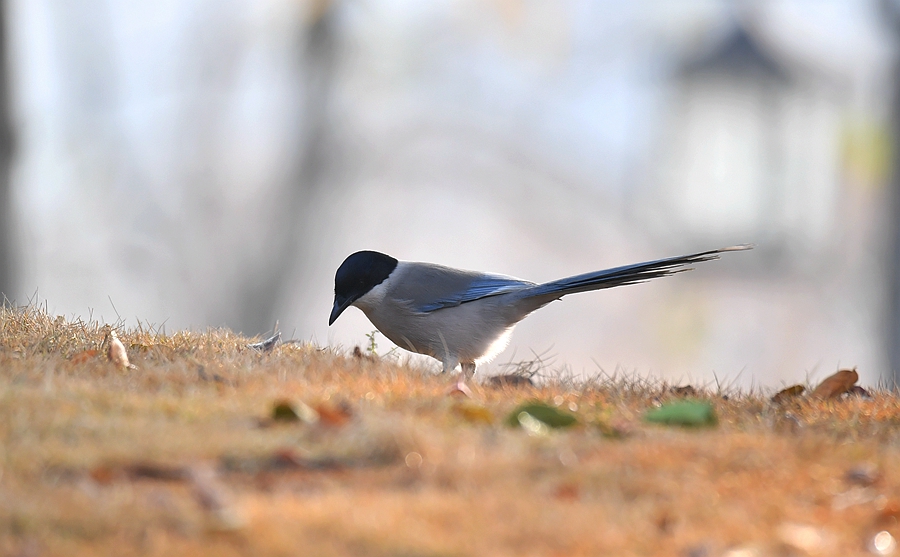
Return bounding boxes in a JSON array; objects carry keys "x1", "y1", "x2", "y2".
[{"x1": 447, "y1": 379, "x2": 473, "y2": 398}]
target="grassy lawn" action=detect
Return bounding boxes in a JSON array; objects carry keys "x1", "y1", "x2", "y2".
[{"x1": 1, "y1": 306, "x2": 899, "y2": 556}]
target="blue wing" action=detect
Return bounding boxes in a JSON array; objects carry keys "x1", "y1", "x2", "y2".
[{"x1": 397, "y1": 264, "x2": 534, "y2": 313}]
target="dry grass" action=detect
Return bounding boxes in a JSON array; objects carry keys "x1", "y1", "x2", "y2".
[{"x1": 2, "y1": 305, "x2": 900, "y2": 556}]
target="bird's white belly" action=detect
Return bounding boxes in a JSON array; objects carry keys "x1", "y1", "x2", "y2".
[
  {"x1": 475, "y1": 325, "x2": 515, "y2": 365},
  {"x1": 357, "y1": 296, "x2": 518, "y2": 368}
]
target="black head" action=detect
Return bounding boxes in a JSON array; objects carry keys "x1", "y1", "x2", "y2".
[{"x1": 329, "y1": 251, "x2": 398, "y2": 325}]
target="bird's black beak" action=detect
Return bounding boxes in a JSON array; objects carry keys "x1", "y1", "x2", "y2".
[{"x1": 329, "y1": 296, "x2": 353, "y2": 325}]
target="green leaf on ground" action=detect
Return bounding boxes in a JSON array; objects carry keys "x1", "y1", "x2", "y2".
[
  {"x1": 506, "y1": 402, "x2": 579, "y2": 429},
  {"x1": 644, "y1": 400, "x2": 717, "y2": 427},
  {"x1": 272, "y1": 400, "x2": 300, "y2": 422},
  {"x1": 271, "y1": 400, "x2": 320, "y2": 424}
]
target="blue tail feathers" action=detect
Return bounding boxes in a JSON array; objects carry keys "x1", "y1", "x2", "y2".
[{"x1": 522, "y1": 244, "x2": 752, "y2": 301}]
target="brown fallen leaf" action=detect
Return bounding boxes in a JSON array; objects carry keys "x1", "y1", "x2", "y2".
[
  {"x1": 848, "y1": 385, "x2": 873, "y2": 399},
  {"x1": 265, "y1": 448, "x2": 343, "y2": 471},
  {"x1": 90, "y1": 462, "x2": 188, "y2": 485},
  {"x1": 70, "y1": 349, "x2": 99, "y2": 365},
  {"x1": 845, "y1": 462, "x2": 880, "y2": 487},
  {"x1": 486, "y1": 374, "x2": 534, "y2": 388},
  {"x1": 670, "y1": 385, "x2": 698, "y2": 397},
  {"x1": 553, "y1": 482, "x2": 579, "y2": 501},
  {"x1": 654, "y1": 509, "x2": 674, "y2": 534},
  {"x1": 352, "y1": 346, "x2": 376, "y2": 362},
  {"x1": 89, "y1": 465, "x2": 118, "y2": 485},
  {"x1": 313, "y1": 401, "x2": 353, "y2": 427},
  {"x1": 267, "y1": 448, "x2": 306, "y2": 470},
  {"x1": 771, "y1": 384, "x2": 805, "y2": 403},
  {"x1": 811, "y1": 369, "x2": 858, "y2": 399},
  {"x1": 124, "y1": 462, "x2": 188, "y2": 481}
]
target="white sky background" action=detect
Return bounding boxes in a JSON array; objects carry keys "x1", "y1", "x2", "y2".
[{"x1": 6, "y1": 0, "x2": 897, "y2": 389}]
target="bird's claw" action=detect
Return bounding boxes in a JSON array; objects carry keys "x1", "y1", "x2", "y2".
[{"x1": 447, "y1": 381, "x2": 473, "y2": 398}]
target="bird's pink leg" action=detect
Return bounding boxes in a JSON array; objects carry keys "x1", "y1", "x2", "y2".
[{"x1": 449, "y1": 362, "x2": 476, "y2": 397}]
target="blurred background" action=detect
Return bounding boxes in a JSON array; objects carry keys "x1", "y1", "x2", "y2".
[{"x1": 1, "y1": 0, "x2": 899, "y2": 389}]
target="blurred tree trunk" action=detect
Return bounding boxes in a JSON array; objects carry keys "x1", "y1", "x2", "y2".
[
  {"x1": 885, "y1": 0, "x2": 900, "y2": 389},
  {"x1": 0, "y1": 0, "x2": 15, "y2": 302},
  {"x1": 236, "y1": 1, "x2": 339, "y2": 335},
  {"x1": 889, "y1": 78, "x2": 900, "y2": 389}
]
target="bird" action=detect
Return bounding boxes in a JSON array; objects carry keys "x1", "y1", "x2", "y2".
[{"x1": 329, "y1": 245, "x2": 752, "y2": 394}]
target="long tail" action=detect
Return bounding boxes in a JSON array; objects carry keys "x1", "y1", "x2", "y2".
[{"x1": 520, "y1": 244, "x2": 752, "y2": 304}]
